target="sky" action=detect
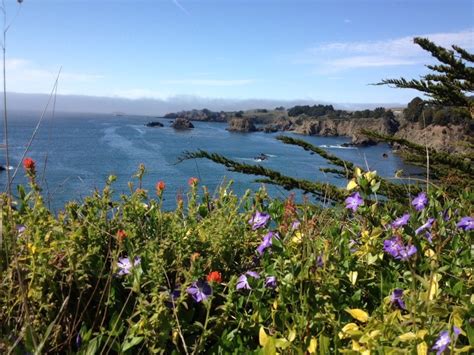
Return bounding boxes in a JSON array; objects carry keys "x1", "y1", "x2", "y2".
[{"x1": 2, "y1": 0, "x2": 474, "y2": 113}]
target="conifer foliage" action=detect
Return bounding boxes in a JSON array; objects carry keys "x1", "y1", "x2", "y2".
[{"x1": 376, "y1": 37, "x2": 474, "y2": 115}]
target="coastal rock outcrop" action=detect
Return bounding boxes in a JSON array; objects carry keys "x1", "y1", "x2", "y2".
[
  {"x1": 172, "y1": 118, "x2": 194, "y2": 129},
  {"x1": 292, "y1": 116, "x2": 399, "y2": 145},
  {"x1": 262, "y1": 118, "x2": 293, "y2": 133},
  {"x1": 227, "y1": 118, "x2": 257, "y2": 132},
  {"x1": 145, "y1": 121, "x2": 164, "y2": 127},
  {"x1": 394, "y1": 122, "x2": 472, "y2": 154}
]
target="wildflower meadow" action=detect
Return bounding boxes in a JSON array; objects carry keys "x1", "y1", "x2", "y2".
[{"x1": 0, "y1": 159, "x2": 472, "y2": 354}]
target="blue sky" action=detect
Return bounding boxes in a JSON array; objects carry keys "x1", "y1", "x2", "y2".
[{"x1": 4, "y1": 0, "x2": 474, "y2": 107}]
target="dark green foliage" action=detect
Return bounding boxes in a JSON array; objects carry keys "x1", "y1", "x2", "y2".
[
  {"x1": 275, "y1": 135, "x2": 415, "y2": 201},
  {"x1": 404, "y1": 97, "x2": 425, "y2": 122},
  {"x1": 376, "y1": 37, "x2": 474, "y2": 112},
  {"x1": 403, "y1": 97, "x2": 471, "y2": 126},
  {"x1": 287, "y1": 104, "x2": 335, "y2": 117},
  {"x1": 351, "y1": 107, "x2": 395, "y2": 119},
  {"x1": 180, "y1": 149, "x2": 345, "y2": 202}
]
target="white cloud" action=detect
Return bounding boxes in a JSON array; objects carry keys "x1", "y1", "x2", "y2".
[
  {"x1": 298, "y1": 29, "x2": 474, "y2": 73},
  {"x1": 4, "y1": 58, "x2": 103, "y2": 93},
  {"x1": 161, "y1": 79, "x2": 255, "y2": 86},
  {"x1": 110, "y1": 88, "x2": 171, "y2": 100}
]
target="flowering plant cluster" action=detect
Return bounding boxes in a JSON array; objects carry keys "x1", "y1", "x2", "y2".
[{"x1": 0, "y1": 165, "x2": 471, "y2": 354}]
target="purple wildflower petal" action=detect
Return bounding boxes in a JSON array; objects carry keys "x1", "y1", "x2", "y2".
[
  {"x1": 117, "y1": 256, "x2": 141, "y2": 276},
  {"x1": 186, "y1": 280, "x2": 212, "y2": 303},
  {"x1": 456, "y1": 216, "x2": 473, "y2": 231},
  {"x1": 383, "y1": 237, "x2": 403, "y2": 258},
  {"x1": 246, "y1": 270, "x2": 260, "y2": 279},
  {"x1": 291, "y1": 220, "x2": 301, "y2": 230},
  {"x1": 249, "y1": 211, "x2": 270, "y2": 230},
  {"x1": 344, "y1": 192, "x2": 364, "y2": 212},
  {"x1": 236, "y1": 274, "x2": 251, "y2": 290},
  {"x1": 431, "y1": 329, "x2": 461, "y2": 355},
  {"x1": 383, "y1": 238, "x2": 416, "y2": 261},
  {"x1": 316, "y1": 255, "x2": 324, "y2": 268},
  {"x1": 411, "y1": 192, "x2": 428, "y2": 211},
  {"x1": 391, "y1": 213, "x2": 410, "y2": 229},
  {"x1": 398, "y1": 245, "x2": 417, "y2": 261},
  {"x1": 390, "y1": 289, "x2": 406, "y2": 310},
  {"x1": 257, "y1": 232, "x2": 278, "y2": 255},
  {"x1": 415, "y1": 217, "x2": 435, "y2": 235},
  {"x1": 424, "y1": 231, "x2": 433, "y2": 244},
  {"x1": 265, "y1": 276, "x2": 277, "y2": 289},
  {"x1": 16, "y1": 225, "x2": 26, "y2": 234}
]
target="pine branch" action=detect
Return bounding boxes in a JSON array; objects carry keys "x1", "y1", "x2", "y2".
[
  {"x1": 275, "y1": 135, "x2": 413, "y2": 201},
  {"x1": 361, "y1": 130, "x2": 474, "y2": 176},
  {"x1": 179, "y1": 150, "x2": 345, "y2": 202}
]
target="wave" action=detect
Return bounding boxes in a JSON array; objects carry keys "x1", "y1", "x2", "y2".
[{"x1": 319, "y1": 144, "x2": 356, "y2": 150}]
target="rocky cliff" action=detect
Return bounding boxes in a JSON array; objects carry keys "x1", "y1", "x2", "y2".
[
  {"x1": 291, "y1": 116, "x2": 399, "y2": 146},
  {"x1": 227, "y1": 118, "x2": 257, "y2": 132},
  {"x1": 394, "y1": 122, "x2": 472, "y2": 154}
]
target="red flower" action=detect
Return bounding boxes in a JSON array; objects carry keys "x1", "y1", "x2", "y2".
[
  {"x1": 188, "y1": 177, "x2": 198, "y2": 186},
  {"x1": 23, "y1": 157, "x2": 35, "y2": 171},
  {"x1": 207, "y1": 271, "x2": 222, "y2": 284},
  {"x1": 156, "y1": 181, "x2": 165, "y2": 193},
  {"x1": 116, "y1": 230, "x2": 127, "y2": 242}
]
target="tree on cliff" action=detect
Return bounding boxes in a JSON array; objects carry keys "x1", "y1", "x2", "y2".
[{"x1": 376, "y1": 37, "x2": 474, "y2": 117}]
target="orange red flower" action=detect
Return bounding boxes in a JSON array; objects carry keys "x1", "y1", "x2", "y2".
[
  {"x1": 207, "y1": 271, "x2": 222, "y2": 283},
  {"x1": 23, "y1": 157, "x2": 35, "y2": 171},
  {"x1": 188, "y1": 177, "x2": 198, "y2": 186},
  {"x1": 116, "y1": 230, "x2": 127, "y2": 242},
  {"x1": 156, "y1": 181, "x2": 165, "y2": 194}
]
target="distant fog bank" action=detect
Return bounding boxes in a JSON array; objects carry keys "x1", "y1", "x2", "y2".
[{"x1": 2, "y1": 92, "x2": 403, "y2": 116}]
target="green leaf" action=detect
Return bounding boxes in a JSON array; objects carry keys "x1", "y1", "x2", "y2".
[{"x1": 122, "y1": 336, "x2": 144, "y2": 352}]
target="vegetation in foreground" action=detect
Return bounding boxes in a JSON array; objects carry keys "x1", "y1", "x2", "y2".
[{"x1": 0, "y1": 160, "x2": 472, "y2": 354}]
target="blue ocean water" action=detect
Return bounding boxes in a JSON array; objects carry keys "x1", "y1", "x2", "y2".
[{"x1": 1, "y1": 111, "x2": 422, "y2": 211}]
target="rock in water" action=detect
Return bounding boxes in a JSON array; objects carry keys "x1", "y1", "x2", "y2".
[
  {"x1": 227, "y1": 118, "x2": 257, "y2": 132},
  {"x1": 145, "y1": 121, "x2": 164, "y2": 127},
  {"x1": 172, "y1": 118, "x2": 194, "y2": 130}
]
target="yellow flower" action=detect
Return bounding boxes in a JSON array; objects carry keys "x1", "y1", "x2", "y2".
[{"x1": 347, "y1": 179, "x2": 358, "y2": 191}]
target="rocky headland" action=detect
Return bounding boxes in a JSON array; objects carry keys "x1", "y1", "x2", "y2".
[{"x1": 159, "y1": 101, "x2": 472, "y2": 154}]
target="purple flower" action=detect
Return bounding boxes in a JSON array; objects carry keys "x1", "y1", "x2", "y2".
[
  {"x1": 246, "y1": 270, "x2": 260, "y2": 279},
  {"x1": 265, "y1": 276, "x2": 277, "y2": 289},
  {"x1": 316, "y1": 254, "x2": 324, "y2": 268},
  {"x1": 432, "y1": 327, "x2": 461, "y2": 355},
  {"x1": 383, "y1": 237, "x2": 416, "y2": 261},
  {"x1": 249, "y1": 211, "x2": 270, "y2": 230},
  {"x1": 165, "y1": 287, "x2": 181, "y2": 308},
  {"x1": 344, "y1": 192, "x2": 364, "y2": 212},
  {"x1": 236, "y1": 274, "x2": 250, "y2": 290},
  {"x1": 390, "y1": 288, "x2": 406, "y2": 310},
  {"x1": 186, "y1": 280, "x2": 212, "y2": 303},
  {"x1": 415, "y1": 217, "x2": 435, "y2": 235},
  {"x1": 411, "y1": 192, "x2": 428, "y2": 211},
  {"x1": 398, "y1": 244, "x2": 417, "y2": 261},
  {"x1": 236, "y1": 271, "x2": 260, "y2": 290},
  {"x1": 391, "y1": 213, "x2": 410, "y2": 229},
  {"x1": 16, "y1": 224, "x2": 26, "y2": 234},
  {"x1": 424, "y1": 231, "x2": 433, "y2": 244},
  {"x1": 291, "y1": 220, "x2": 301, "y2": 230},
  {"x1": 456, "y1": 216, "x2": 473, "y2": 231},
  {"x1": 76, "y1": 333, "x2": 82, "y2": 349},
  {"x1": 257, "y1": 232, "x2": 278, "y2": 255},
  {"x1": 117, "y1": 256, "x2": 141, "y2": 276}
]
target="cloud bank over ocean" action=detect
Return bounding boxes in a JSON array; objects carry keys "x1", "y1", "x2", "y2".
[{"x1": 4, "y1": 92, "x2": 403, "y2": 116}]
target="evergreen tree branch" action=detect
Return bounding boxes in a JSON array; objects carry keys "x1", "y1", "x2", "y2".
[{"x1": 178, "y1": 150, "x2": 345, "y2": 202}]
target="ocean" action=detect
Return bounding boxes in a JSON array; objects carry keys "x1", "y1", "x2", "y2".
[{"x1": 1, "y1": 110, "x2": 422, "y2": 211}]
